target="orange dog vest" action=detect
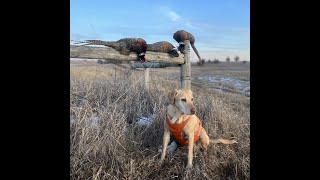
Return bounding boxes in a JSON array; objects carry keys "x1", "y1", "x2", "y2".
[{"x1": 166, "y1": 113, "x2": 202, "y2": 145}]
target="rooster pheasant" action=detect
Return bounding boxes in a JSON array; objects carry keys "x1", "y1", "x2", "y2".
[
  {"x1": 147, "y1": 41, "x2": 179, "y2": 57},
  {"x1": 86, "y1": 38, "x2": 147, "y2": 62},
  {"x1": 173, "y1": 30, "x2": 201, "y2": 61}
]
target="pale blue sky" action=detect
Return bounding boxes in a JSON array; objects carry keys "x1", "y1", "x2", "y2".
[{"x1": 71, "y1": 0, "x2": 250, "y2": 61}]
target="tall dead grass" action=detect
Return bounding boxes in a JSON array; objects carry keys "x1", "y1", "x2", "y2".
[{"x1": 70, "y1": 66, "x2": 250, "y2": 180}]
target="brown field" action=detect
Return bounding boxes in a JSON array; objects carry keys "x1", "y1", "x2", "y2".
[{"x1": 70, "y1": 60, "x2": 250, "y2": 179}]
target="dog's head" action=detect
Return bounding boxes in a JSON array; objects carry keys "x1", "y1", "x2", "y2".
[{"x1": 168, "y1": 89, "x2": 196, "y2": 115}]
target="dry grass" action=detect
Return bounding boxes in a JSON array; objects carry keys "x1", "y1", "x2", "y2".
[{"x1": 70, "y1": 63, "x2": 250, "y2": 180}]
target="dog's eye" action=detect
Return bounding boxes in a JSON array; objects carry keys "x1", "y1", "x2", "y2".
[
  {"x1": 181, "y1": 98, "x2": 186, "y2": 102},
  {"x1": 191, "y1": 98, "x2": 193, "y2": 101}
]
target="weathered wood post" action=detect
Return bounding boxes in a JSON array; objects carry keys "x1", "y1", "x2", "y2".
[
  {"x1": 144, "y1": 67, "x2": 150, "y2": 91},
  {"x1": 180, "y1": 40, "x2": 191, "y2": 89}
]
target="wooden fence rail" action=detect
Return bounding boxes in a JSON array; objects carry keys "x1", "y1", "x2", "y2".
[
  {"x1": 130, "y1": 62, "x2": 179, "y2": 69},
  {"x1": 70, "y1": 45, "x2": 184, "y2": 64},
  {"x1": 70, "y1": 40, "x2": 191, "y2": 90}
]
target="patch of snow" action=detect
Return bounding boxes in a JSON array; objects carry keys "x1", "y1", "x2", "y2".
[
  {"x1": 70, "y1": 58, "x2": 99, "y2": 61},
  {"x1": 70, "y1": 116, "x2": 75, "y2": 124},
  {"x1": 90, "y1": 116, "x2": 100, "y2": 128},
  {"x1": 158, "y1": 141, "x2": 178, "y2": 154},
  {"x1": 70, "y1": 40, "x2": 108, "y2": 48},
  {"x1": 85, "y1": 45, "x2": 108, "y2": 48},
  {"x1": 70, "y1": 41, "x2": 89, "y2": 46},
  {"x1": 136, "y1": 115, "x2": 155, "y2": 127},
  {"x1": 194, "y1": 75, "x2": 250, "y2": 95}
]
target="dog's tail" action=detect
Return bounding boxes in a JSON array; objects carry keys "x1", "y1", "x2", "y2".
[{"x1": 210, "y1": 138, "x2": 237, "y2": 144}]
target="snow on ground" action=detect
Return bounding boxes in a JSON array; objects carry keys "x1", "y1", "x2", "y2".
[
  {"x1": 70, "y1": 58, "x2": 100, "y2": 61},
  {"x1": 194, "y1": 75, "x2": 250, "y2": 95},
  {"x1": 70, "y1": 116, "x2": 101, "y2": 129},
  {"x1": 158, "y1": 141, "x2": 178, "y2": 154},
  {"x1": 90, "y1": 116, "x2": 100, "y2": 128},
  {"x1": 70, "y1": 116, "x2": 75, "y2": 124},
  {"x1": 70, "y1": 40, "x2": 108, "y2": 48},
  {"x1": 136, "y1": 115, "x2": 155, "y2": 127}
]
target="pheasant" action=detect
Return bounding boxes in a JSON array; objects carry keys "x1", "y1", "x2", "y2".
[
  {"x1": 86, "y1": 38, "x2": 147, "y2": 62},
  {"x1": 147, "y1": 41, "x2": 179, "y2": 57},
  {"x1": 173, "y1": 30, "x2": 201, "y2": 61}
]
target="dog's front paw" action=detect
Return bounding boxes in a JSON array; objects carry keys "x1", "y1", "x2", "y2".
[
  {"x1": 231, "y1": 140, "x2": 238, "y2": 144},
  {"x1": 158, "y1": 159, "x2": 165, "y2": 167},
  {"x1": 229, "y1": 137, "x2": 238, "y2": 144},
  {"x1": 186, "y1": 164, "x2": 193, "y2": 169}
]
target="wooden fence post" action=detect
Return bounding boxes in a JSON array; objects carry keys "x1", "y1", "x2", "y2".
[
  {"x1": 180, "y1": 40, "x2": 191, "y2": 90},
  {"x1": 144, "y1": 67, "x2": 150, "y2": 91}
]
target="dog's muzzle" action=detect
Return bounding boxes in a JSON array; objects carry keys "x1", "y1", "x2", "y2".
[{"x1": 190, "y1": 107, "x2": 196, "y2": 114}]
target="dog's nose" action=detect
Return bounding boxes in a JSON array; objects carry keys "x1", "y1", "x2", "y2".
[{"x1": 191, "y1": 107, "x2": 196, "y2": 114}]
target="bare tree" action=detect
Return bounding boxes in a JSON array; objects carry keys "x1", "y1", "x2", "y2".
[
  {"x1": 213, "y1": 58, "x2": 220, "y2": 64},
  {"x1": 226, "y1": 57, "x2": 230, "y2": 62},
  {"x1": 197, "y1": 59, "x2": 205, "y2": 66},
  {"x1": 234, "y1": 56, "x2": 240, "y2": 62}
]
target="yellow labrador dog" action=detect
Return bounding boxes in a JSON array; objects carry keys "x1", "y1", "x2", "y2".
[{"x1": 160, "y1": 89, "x2": 236, "y2": 169}]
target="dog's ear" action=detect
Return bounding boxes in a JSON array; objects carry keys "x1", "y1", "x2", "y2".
[{"x1": 168, "y1": 89, "x2": 179, "y2": 104}]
